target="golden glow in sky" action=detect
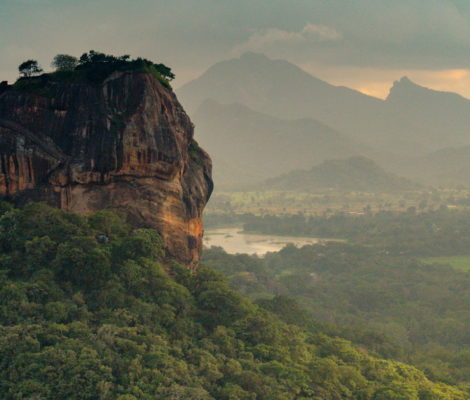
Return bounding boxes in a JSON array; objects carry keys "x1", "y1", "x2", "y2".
[{"x1": 299, "y1": 64, "x2": 470, "y2": 99}]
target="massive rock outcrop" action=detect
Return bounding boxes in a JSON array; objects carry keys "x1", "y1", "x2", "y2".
[{"x1": 0, "y1": 71, "x2": 213, "y2": 268}]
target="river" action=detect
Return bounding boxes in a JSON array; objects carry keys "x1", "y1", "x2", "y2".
[{"x1": 203, "y1": 227, "x2": 337, "y2": 256}]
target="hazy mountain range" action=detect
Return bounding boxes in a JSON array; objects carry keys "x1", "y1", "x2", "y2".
[
  {"x1": 398, "y1": 145, "x2": 470, "y2": 187},
  {"x1": 178, "y1": 52, "x2": 470, "y2": 188},
  {"x1": 193, "y1": 100, "x2": 370, "y2": 187},
  {"x1": 261, "y1": 156, "x2": 419, "y2": 192}
]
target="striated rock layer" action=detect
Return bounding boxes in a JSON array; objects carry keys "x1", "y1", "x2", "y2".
[{"x1": 0, "y1": 71, "x2": 213, "y2": 268}]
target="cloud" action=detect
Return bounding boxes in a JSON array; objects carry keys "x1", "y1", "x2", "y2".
[
  {"x1": 228, "y1": 0, "x2": 470, "y2": 72},
  {"x1": 3, "y1": 0, "x2": 470, "y2": 95},
  {"x1": 302, "y1": 24, "x2": 342, "y2": 41},
  {"x1": 231, "y1": 23, "x2": 342, "y2": 55}
]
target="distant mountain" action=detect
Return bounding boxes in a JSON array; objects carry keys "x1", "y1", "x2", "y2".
[
  {"x1": 261, "y1": 156, "x2": 420, "y2": 192},
  {"x1": 179, "y1": 53, "x2": 470, "y2": 157},
  {"x1": 179, "y1": 52, "x2": 384, "y2": 145},
  {"x1": 397, "y1": 145, "x2": 470, "y2": 186},
  {"x1": 179, "y1": 52, "x2": 381, "y2": 117},
  {"x1": 193, "y1": 100, "x2": 370, "y2": 187},
  {"x1": 382, "y1": 77, "x2": 470, "y2": 151}
]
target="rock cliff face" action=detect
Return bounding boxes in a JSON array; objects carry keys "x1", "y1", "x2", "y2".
[{"x1": 0, "y1": 71, "x2": 213, "y2": 268}]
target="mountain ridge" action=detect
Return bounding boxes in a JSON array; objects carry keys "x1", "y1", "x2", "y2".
[
  {"x1": 179, "y1": 53, "x2": 470, "y2": 162},
  {"x1": 193, "y1": 99, "x2": 371, "y2": 187},
  {"x1": 261, "y1": 156, "x2": 420, "y2": 192}
]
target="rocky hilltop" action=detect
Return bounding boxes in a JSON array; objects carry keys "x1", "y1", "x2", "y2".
[{"x1": 0, "y1": 70, "x2": 213, "y2": 268}]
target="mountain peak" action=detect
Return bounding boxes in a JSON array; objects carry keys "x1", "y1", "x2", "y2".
[
  {"x1": 386, "y1": 76, "x2": 428, "y2": 101},
  {"x1": 393, "y1": 76, "x2": 420, "y2": 90},
  {"x1": 398, "y1": 76, "x2": 414, "y2": 85},
  {"x1": 239, "y1": 51, "x2": 271, "y2": 62},
  {"x1": 178, "y1": 52, "x2": 379, "y2": 120},
  {"x1": 386, "y1": 75, "x2": 470, "y2": 105}
]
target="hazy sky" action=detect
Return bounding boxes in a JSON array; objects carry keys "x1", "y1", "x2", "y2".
[{"x1": 2, "y1": 0, "x2": 470, "y2": 98}]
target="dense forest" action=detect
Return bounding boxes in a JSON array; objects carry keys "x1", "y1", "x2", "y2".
[
  {"x1": 207, "y1": 207, "x2": 470, "y2": 257},
  {"x1": 202, "y1": 235, "x2": 470, "y2": 394},
  {"x1": 0, "y1": 202, "x2": 465, "y2": 399}
]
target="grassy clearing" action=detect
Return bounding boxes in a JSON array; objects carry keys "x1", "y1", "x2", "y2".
[{"x1": 420, "y1": 255, "x2": 470, "y2": 271}]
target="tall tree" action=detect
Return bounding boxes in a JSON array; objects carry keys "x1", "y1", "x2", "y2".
[
  {"x1": 51, "y1": 54, "x2": 78, "y2": 71},
  {"x1": 18, "y1": 60, "x2": 43, "y2": 78}
]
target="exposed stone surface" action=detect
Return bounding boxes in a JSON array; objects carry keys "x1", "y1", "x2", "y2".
[{"x1": 0, "y1": 71, "x2": 213, "y2": 268}]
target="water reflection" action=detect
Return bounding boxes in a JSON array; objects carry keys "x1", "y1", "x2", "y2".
[{"x1": 203, "y1": 227, "x2": 336, "y2": 256}]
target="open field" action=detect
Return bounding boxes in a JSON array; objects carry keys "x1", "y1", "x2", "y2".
[
  {"x1": 206, "y1": 189, "x2": 470, "y2": 216},
  {"x1": 420, "y1": 256, "x2": 470, "y2": 272}
]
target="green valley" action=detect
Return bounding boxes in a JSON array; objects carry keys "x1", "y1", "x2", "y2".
[{"x1": 0, "y1": 203, "x2": 464, "y2": 399}]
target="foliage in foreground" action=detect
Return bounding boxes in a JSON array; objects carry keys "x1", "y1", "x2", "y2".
[
  {"x1": 203, "y1": 242, "x2": 470, "y2": 394},
  {"x1": 0, "y1": 203, "x2": 465, "y2": 399}
]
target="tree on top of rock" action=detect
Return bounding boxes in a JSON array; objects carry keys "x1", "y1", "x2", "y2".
[
  {"x1": 18, "y1": 60, "x2": 43, "y2": 78},
  {"x1": 51, "y1": 54, "x2": 78, "y2": 71}
]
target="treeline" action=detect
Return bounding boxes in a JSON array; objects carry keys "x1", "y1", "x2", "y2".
[
  {"x1": 12, "y1": 50, "x2": 175, "y2": 94},
  {"x1": 0, "y1": 202, "x2": 464, "y2": 399},
  {"x1": 206, "y1": 207, "x2": 470, "y2": 256},
  {"x1": 202, "y1": 243, "x2": 470, "y2": 393}
]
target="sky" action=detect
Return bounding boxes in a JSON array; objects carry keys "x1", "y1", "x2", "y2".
[{"x1": 2, "y1": 0, "x2": 470, "y2": 99}]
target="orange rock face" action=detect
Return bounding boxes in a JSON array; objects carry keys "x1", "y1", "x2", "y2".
[{"x1": 0, "y1": 71, "x2": 213, "y2": 268}]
